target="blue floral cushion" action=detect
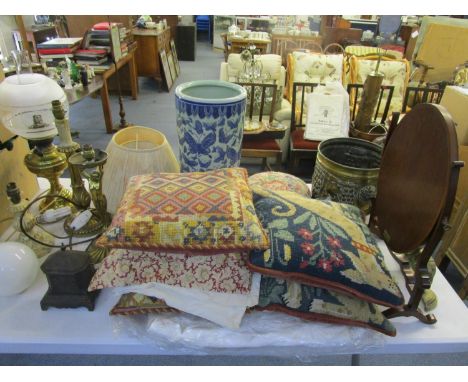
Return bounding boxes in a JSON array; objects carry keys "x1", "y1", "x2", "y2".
[
  {"x1": 258, "y1": 275, "x2": 396, "y2": 336},
  {"x1": 247, "y1": 187, "x2": 404, "y2": 308}
]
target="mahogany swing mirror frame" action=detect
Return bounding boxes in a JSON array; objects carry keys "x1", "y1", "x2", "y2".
[{"x1": 369, "y1": 103, "x2": 464, "y2": 324}]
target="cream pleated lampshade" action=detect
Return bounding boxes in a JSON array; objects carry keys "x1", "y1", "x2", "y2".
[{"x1": 102, "y1": 126, "x2": 180, "y2": 213}]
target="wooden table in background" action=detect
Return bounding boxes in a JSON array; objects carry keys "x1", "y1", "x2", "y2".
[
  {"x1": 65, "y1": 48, "x2": 138, "y2": 134},
  {"x1": 64, "y1": 75, "x2": 104, "y2": 105},
  {"x1": 99, "y1": 49, "x2": 138, "y2": 133},
  {"x1": 228, "y1": 36, "x2": 270, "y2": 54},
  {"x1": 132, "y1": 27, "x2": 171, "y2": 88}
]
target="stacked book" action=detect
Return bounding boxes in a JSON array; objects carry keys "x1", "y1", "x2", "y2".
[
  {"x1": 80, "y1": 22, "x2": 119, "y2": 71},
  {"x1": 109, "y1": 23, "x2": 130, "y2": 62},
  {"x1": 82, "y1": 27, "x2": 112, "y2": 53},
  {"x1": 37, "y1": 37, "x2": 82, "y2": 67},
  {"x1": 73, "y1": 49, "x2": 110, "y2": 70},
  {"x1": 80, "y1": 22, "x2": 132, "y2": 70},
  {"x1": 118, "y1": 26, "x2": 135, "y2": 57}
]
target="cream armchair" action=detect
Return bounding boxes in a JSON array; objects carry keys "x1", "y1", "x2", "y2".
[
  {"x1": 349, "y1": 55, "x2": 410, "y2": 114},
  {"x1": 220, "y1": 53, "x2": 292, "y2": 162},
  {"x1": 286, "y1": 50, "x2": 346, "y2": 102},
  {"x1": 284, "y1": 51, "x2": 346, "y2": 175},
  {"x1": 284, "y1": 51, "x2": 347, "y2": 130}
]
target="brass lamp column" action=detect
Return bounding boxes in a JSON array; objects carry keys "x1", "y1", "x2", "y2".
[
  {"x1": 52, "y1": 100, "x2": 91, "y2": 210},
  {"x1": 68, "y1": 145, "x2": 112, "y2": 264},
  {"x1": 23, "y1": 115, "x2": 72, "y2": 211}
]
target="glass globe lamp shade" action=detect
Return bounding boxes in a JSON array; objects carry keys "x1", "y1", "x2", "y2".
[
  {"x1": 0, "y1": 242, "x2": 39, "y2": 297},
  {"x1": 0, "y1": 73, "x2": 68, "y2": 141}
]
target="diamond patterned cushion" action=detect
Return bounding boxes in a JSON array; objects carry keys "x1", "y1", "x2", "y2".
[
  {"x1": 258, "y1": 276, "x2": 396, "y2": 336},
  {"x1": 247, "y1": 187, "x2": 404, "y2": 308},
  {"x1": 96, "y1": 168, "x2": 269, "y2": 253}
]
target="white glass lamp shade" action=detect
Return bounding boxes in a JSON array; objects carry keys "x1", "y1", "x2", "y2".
[
  {"x1": 0, "y1": 242, "x2": 39, "y2": 297},
  {"x1": 0, "y1": 73, "x2": 68, "y2": 141},
  {"x1": 102, "y1": 126, "x2": 180, "y2": 213}
]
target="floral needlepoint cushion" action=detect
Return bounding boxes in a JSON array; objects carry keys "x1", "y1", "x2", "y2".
[
  {"x1": 110, "y1": 293, "x2": 179, "y2": 316},
  {"x1": 248, "y1": 171, "x2": 311, "y2": 198},
  {"x1": 96, "y1": 168, "x2": 269, "y2": 253},
  {"x1": 88, "y1": 249, "x2": 252, "y2": 295},
  {"x1": 247, "y1": 187, "x2": 404, "y2": 308},
  {"x1": 258, "y1": 276, "x2": 396, "y2": 336}
]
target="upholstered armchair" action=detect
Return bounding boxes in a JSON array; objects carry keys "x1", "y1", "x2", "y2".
[
  {"x1": 286, "y1": 51, "x2": 347, "y2": 103},
  {"x1": 349, "y1": 55, "x2": 411, "y2": 115},
  {"x1": 285, "y1": 51, "x2": 347, "y2": 138},
  {"x1": 220, "y1": 53, "x2": 292, "y2": 162},
  {"x1": 284, "y1": 51, "x2": 347, "y2": 175}
]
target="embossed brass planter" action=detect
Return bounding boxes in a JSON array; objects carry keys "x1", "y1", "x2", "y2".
[
  {"x1": 349, "y1": 122, "x2": 387, "y2": 143},
  {"x1": 311, "y1": 137, "x2": 382, "y2": 213}
]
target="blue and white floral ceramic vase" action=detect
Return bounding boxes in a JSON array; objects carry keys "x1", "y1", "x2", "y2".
[{"x1": 175, "y1": 80, "x2": 247, "y2": 172}]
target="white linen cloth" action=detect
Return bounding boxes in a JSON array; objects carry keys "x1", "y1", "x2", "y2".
[{"x1": 111, "y1": 273, "x2": 261, "y2": 329}]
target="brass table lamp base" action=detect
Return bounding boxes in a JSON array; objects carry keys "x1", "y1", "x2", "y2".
[{"x1": 24, "y1": 139, "x2": 73, "y2": 212}]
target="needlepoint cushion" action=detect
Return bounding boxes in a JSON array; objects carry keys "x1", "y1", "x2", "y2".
[
  {"x1": 248, "y1": 171, "x2": 311, "y2": 198},
  {"x1": 96, "y1": 168, "x2": 269, "y2": 253},
  {"x1": 258, "y1": 276, "x2": 396, "y2": 336},
  {"x1": 247, "y1": 187, "x2": 404, "y2": 308},
  {"x1": 88, "y1": 249, "x2": 252, "y2": 295}
]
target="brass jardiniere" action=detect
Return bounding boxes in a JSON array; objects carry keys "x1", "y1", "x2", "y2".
[{"x1": 311, "y1": 137, "x2": 382, "y2": 214}]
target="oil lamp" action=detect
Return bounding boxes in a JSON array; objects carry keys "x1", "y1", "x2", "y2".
[{"x1": 0, "y1": 73, "x2": 72, "y2": 211}]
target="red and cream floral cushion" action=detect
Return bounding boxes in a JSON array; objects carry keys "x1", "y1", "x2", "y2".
[
  {"x1": 96, "y1": 168, "x2": 269, "y2": 253},
  {"x1": 88, "y1": 249, "x2": 252, "y2": 295}
]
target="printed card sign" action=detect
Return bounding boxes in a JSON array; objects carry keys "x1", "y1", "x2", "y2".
[{"x1": 304, "y1": 82, "x2": 350, "y2": 141}]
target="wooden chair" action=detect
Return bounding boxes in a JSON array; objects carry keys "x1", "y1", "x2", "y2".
[
  {"x1": 237, "y1": 82, "x2": 283, "y2": 171},
  {"x1": 402, "y1": 85, "x2": 445, "y2": 113},
  {"x1": 347, "y1": 83, "x2": 395, "y2": 125},
  {"x1": 276, "y1": 39, "x2": 323, "y2": 68},
  {"x1": 301, "y1": 40, "x2": 323, "y2": 54},
  {"x1": 323, "y1": 43, "x2": 345, "y2": 55},
  {"x1": 273, "y1": 39, "x2": 296, "y2": 67},
  {"x1": 220, "y1": 33, "x2": 230, "y2": 62},
  {"x1": 288, "y1": 82, "x2": 320, "y2": 174}
]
